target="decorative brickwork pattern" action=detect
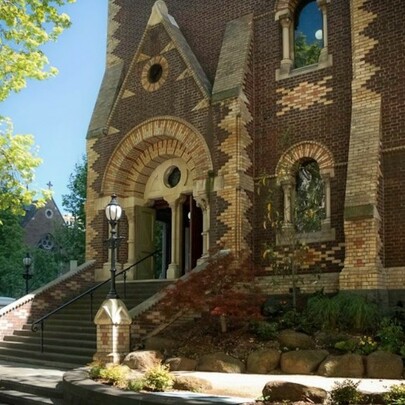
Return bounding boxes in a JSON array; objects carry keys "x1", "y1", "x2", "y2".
[
  {"x1": 340, "y1": 0, "x2": 385, "y2": 297},
  {"x1": 276, "y1": 141, "x2": 335, "y2": 179},
  {"x1": 217, "y1": 98, "x2": 253, "y2": 253},
  {"x1": 276, "y1": 76, "x2": 333, "y2": 116},
  {"x1": 106, "y1": 0, "x2": 122, "y2": 67},
  {"x1": 102, "y1": 117, "x2": 212, "y2": 198}
]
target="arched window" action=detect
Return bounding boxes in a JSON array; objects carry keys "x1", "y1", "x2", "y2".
[
  {"x1": 276, "y1": 0, "x2": 332, "y2": 79},
  {"x1": 294, "y1": 159, "x2": 325, "y2": 232},
  {"x1": 294, "y1": 0, "x2": 323, "y2": 68},
  {"x1": 276, "y1": 141, "x2": 335, "y2": 244}
]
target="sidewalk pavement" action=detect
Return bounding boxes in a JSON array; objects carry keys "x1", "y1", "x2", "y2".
[{"x1": 0, "y1": 359, "x2": 403, "y2": 404}]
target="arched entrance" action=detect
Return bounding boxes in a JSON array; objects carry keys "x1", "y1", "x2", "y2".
[{"x1": 101, "y1": 117, "x2": 212, "y2": 280}]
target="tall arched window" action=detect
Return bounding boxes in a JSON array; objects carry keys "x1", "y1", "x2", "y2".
[{"x1": 294, "y1": 0, "x2": 323, "y2": 68}]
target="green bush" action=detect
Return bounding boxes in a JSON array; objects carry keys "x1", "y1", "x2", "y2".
[
  {"x1": 250, "y1": 320, "x2": 278, "y2": 341},
  {"x1": 99, "y1": 364, "x2": 129, "y2": 387},
  {"x1": 306, "y1": 292, "x2": 380, "y2": 332},
  {"x1": 335, "y1": 336, "x2": 377, "y2": 355},
  {"x1": 88, "y1": 361, "x2": 104, "y2": 379},
  {"x1": 142, "y1": 364, "x2": 174, "y2": 392},
  {"x1": 329, "y1": 379, "x2": 364, "y2": 405},
  {"x1": 383, "y1": 384, "x2": 405, "y2": 405},
  {"x1": 377, "y1": 318, "x2": 405, "y2": 354},
  {"x1": 127, "y1": 379, "x2": 145, "y2": 392}
]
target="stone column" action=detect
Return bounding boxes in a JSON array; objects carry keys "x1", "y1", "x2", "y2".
[
  {"x1": 124, "y1": 207, "x2": 136, "y2": 279},
  {"x1": 195, "y1": 195, "x2": 210, "y2": 264},
  {"x1": 281, "y1": 179, "x2": 293, "y2": 225},
  {"x1": 317, "y1": 0, "x2": 329, "y2": 64},
  {"x1": 279, "y1": 13, "x2": 293, "y2": 74},
  {"x1": 166, "y1": 196, "x2": 185, "y2": 279},
  {"x1": 321, "y1": 172, "x2": 331, "y2": 228},
  {"x1": 94, "y1": 298, "x2": 132, "y2": 364}
]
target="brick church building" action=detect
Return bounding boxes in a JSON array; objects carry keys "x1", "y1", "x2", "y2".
[{"x1": 85, "y1": 0, "x2": 405, "y2": 305}]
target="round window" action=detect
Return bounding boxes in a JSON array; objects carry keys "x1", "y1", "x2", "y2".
[
  {"x1": 38, "y1": 234, "x2": 55, "y2": 250},
  {"x1": 165, "y1": 166, "x2": 181, "y2": 188},
  {"x1": 148, "y1": 64, "x2": 163, "y2": 83},
  {"x1": 45, "y1": 209, "x2": 54, "y2": 219}
]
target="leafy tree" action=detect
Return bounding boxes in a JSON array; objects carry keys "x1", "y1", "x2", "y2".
[
  {"x1": 0, "y1": 118, "x2": 50, "y2": 223},
  {"x1": 160, "y1": 251, "x2": 263, "y2": 333},
  {"x1": 0, "y1": 210, "x2": 25, "y2": 297},
  {"x1": 56, "y1": 155, "x2": 87, "y2": 264},
  {"x1": 0, "y1": 0, "x2": 75, "y2": 102},
  {"x1": 294, "y1": 32, "x2": 322, "y2": 68}
]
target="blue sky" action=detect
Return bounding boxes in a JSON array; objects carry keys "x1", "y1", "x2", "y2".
[{"x1": 1, "y1": 0, "x2": 108, "y2": 213}]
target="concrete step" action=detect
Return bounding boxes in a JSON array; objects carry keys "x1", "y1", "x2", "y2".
[
  {"x1": 4, "y1": 335, "x2": 96, "y2": 349},
  {"x1": 0, "y1": 354, "x2": 81, "y2": 370},
  {"x1": 14, "y1": 329, "x2": 96, "y2": 341},
  {"x1": 23, "y1": 324, "x2": 96, "y2": 334},
  {"x1": 0, "y1": 341, "x2": 94, "y2": 357},
  {"x1": 0, "y1": 347, "x2": 92, "y2": 367}
]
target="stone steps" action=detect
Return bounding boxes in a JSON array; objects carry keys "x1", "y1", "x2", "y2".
[{"x1": 0, "y1": 280, "x2": 172, "y2": 369}]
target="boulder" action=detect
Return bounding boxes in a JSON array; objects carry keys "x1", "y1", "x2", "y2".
[
  {"x1": 318, "y1": 353, "x2": 364, "y2": 377},
  {"x1": 173, "y1": 376, "x2": 212, "y2": 392},
  {"x1": 278, "y1": 329, "x2": 315, "y2": 350},
  {"x1": 262, "y1": 381, "x2": 327, "y2": 403},
  {"x1": 280, "y1": 350, "x2": 329, "y2": 374},
  {"x1": 165, "y1": 357, "x2": 197, "y2": 371},
  {"x1": 144, "y1": 337, "x2": 179, "y2": 355},
  {"x1": 246, "y1": 349, "x2": 280, "y2": 374},
  {"x1": 196, "y1": 352, "x2": 245, "y2": 373},
  {"x1": 122, "y1": 350, "x2": 163, "y2": 371},
  {"x1": 366, "y1": 351, "x2": 404, "y2": 379}
]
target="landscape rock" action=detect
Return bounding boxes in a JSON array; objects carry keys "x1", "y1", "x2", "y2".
[
  {"x1": 165, "y1": 357, "x2": 197, "y2": 371},
  {"x1": 278, "y1": 329, "x2": 315, "y2": 350},
  {"x1": 262, "y1": 381, "x2": 327, "y2": 403},
  {"x1": 122, "y1": 350, "x2": 163, "y2": 371},
  {"x1": 318, "y1": 353, "x2": 364, "y2": 377},
  {"x1": 173, "y1": 376, "x2": 212, "y2": 392},
  {"x1": 144, "y1": 336, "x2": 179, "y2": 355},
  {"x1": 281, "y1": 350, "x2": 329, "y2": 374},
  {"x1": 366, "y1": 351, "x2": 403, "y2": 379},
  {"x1": 196, "y1": 352, "x2": 245, "y2": 373},
  {"x1": 246, "y1": 349, "x2": 280, "y2": 374}
]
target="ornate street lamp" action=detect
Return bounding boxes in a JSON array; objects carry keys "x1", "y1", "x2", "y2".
[
  {"x1": 105, "y1": 194, "x2": 123, "y2": 299},
  {"x1": 22, "y1": 253, "x2": 33, "y2": 295}
]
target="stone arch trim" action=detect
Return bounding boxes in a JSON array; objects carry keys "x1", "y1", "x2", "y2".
[
  {"x1": 275, "y1": 0, "x2": 300, "y2": 13},
  {"x1": 276, "y1": 141, "x2": 335, "y2": 181},
  {"x1": 102, "y1": 117, "x2": 212, "y2": 197}
]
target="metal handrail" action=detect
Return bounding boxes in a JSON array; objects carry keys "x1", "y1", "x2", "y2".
[{"x1": 31, "y1": 251, "x2": 158, "y2": 352}]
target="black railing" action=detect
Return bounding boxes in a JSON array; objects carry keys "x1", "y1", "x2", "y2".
[{"x1": 31, "y1": 251, "x2": 158, "y2": 352}]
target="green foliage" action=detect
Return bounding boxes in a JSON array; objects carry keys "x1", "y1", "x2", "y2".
[
  {"x1": 383, "y1": 384, "x2": 405, "y2": 405},
  {"x1": 250, "y1": 321, "x2": 279, "y2": 341},
  {"x1": 98, "y1": 364, "x2": 129, "y2": 388},
  {"x1": 377, "y1": 318, "x2": 405, "y2": 354},
  {"x1": 334, "y1": 336, "x2": 377, "y2": 355},
  {"x1": 57, "y1": 155, "x2": 87, "y2": 264},
  {"x1": 127, "y1": 378, "x2": 145, "y2": 392},
  {"x1": 294, "y1": 32, "x2": 322, "y2": 68},
  {"x1": 88, "y1": 361, "x2": 104, "y2": 379},
  {"x1": 0, "y1": 0, "x2": 75, "y2": 101},
  {"x1": 306, "y1": 292, "x2": 380, "y2": 332},
  {"x1": 329, "y1": 379, "x2": 364, "y2": 405},
  {"x1": 0, "y1": 118, "x2": 50, "y2": 221},
  {"x1": 141, "y1": 364, "x2": 174, "y2": 392}
]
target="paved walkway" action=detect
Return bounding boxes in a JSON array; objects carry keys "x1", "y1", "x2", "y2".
[{"x1": 0, "y1": 360, "x2": 403, "y2": 404}]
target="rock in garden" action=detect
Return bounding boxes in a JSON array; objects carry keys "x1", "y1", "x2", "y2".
[
  {"x1": 196, "y1": 352, "x2": 245, "y2": 373},
  {"x1": 262, "y1": 381, "x2": 327, "y2": 403},
  {"x1": 278, "y1": 329, "x2": 315, "y2": 350},
  {"x1": 122, "y1": 350, "x2": 163, "y2": 371},
  {"x1": 165, "y1": 357, "x2": 197, "y2": 371},
  {"x1": 366, "y1": 351, "x2": 403, "y2": 379},
  {"x1": 144, "y1": 336, "x2": 179, "y2": 355},
  {"x1": 246, "y1": 349, "x2": 280, "y2": 374},
  {"x1": 280, "y1": 350, "x2": 329, "y2": 374},
  {"x1": 173, "y1": 376, "x2": 212, "y2": 392},
  {"x1": 318, "y1": 353, "x2": 364, "y2": 377}
]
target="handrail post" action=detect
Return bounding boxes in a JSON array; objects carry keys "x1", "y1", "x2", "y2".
[
  {"x1": 90, "y1": 292, "x2": 93, "y2": 321},
  {"x1": 40, "y1": 321, "x2": 44, "y2": 353}
]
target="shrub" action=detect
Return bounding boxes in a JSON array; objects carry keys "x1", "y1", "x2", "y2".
[
  {"x1": 88, "y1": 361, "x2": 104, "y2": 379},
  {"x1": 329, "y1": 379, "x2": 364, "y2": 405},
  {"x1": 306, "y1": 292, "x2": 380, "y2": 332},
  {"x1": 335, "y1": 336, "x2": 377, "y2": 355},
  {"x1": 99, "y1": 364, "x2": 129, "y2": 387},
  {"x1": 141, "y1": 364, "x2": 174, "y2": 392},
  {"x1": 377, "y1": 318, "x2": 405, "y2": 354},
  {"x1": 127, "y1": 378, "x2": 145, "y2": 392},
  {"x1": 250, "y1": 320, "x2": 278, "y2": 341},
  {"x1": 383, "y1": 384, "x2": 405, "y2": 405}
]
